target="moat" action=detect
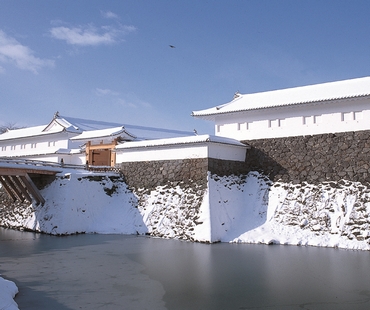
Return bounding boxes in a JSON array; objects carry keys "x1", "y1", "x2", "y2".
[{"x1": 1, "y1": 228, "x2": 370, "y2": 310}]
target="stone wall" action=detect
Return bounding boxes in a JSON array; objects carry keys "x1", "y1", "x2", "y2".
[
  {"x1": 243, "y1": 130, "x2": 370, "y2": 184},
  {"x1": 120, "y1": 130, "x2": 370, "y2": 186},
  {"x1": 208, "y1": 158, "x2": 249, "y2": 176},
  {"x1": 0, "y1": 187, "x2": 34, "y2": 230},
  {"x1": 119, "y1": 157, "x2": 249, "y2": 190},
  {"x1": 118, "y1": 157, "x2": 250, "y2": 242},
  {"x1": 120, "y1": 158, "x2": 208, "y2": 190}
]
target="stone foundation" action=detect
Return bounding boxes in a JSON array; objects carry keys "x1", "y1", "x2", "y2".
[
  {"x1": 243, "y1": 130, "x2": 370, "y2": 183},
  {"x1": 119, "y1": 157, "x2": 248, "y2": 191}
]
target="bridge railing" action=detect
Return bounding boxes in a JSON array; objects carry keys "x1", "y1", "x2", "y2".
[{"x1": 0, "y1": 158, "x2": 122, "y2": 174}]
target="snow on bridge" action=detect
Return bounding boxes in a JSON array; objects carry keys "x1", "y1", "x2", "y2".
[{"x1": 0, "y1": 158, "x2": 63, "y2": 205}]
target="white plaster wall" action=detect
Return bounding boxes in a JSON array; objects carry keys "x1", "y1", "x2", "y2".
[
  {"x1": 0, "y1": 133, "x2": 74, "y2": 157},
  {"x1": 116, "y1": 142, "x2": 246, "y2": 163},
  {"x1": 208, "y1": 143, "x2": 246, "y2": 161},
  {"x1": 59, "y1": 154, "x2": 86, "y2": 165},
  {"x1": 214, "y1": 97, "x2": 370, "y2": 140},
  {"x1": 116, "y1": 144, "x2": 208, "y2": 162},
  {"x1": 15, "y1": 153, "x2": 85, "y2": 165}
]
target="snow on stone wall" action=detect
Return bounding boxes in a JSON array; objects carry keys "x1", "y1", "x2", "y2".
[
  {"x1": 206, "y1": 172, "x2": 271, "y2": 243},
  {"x1": 271, "y1": 180, "x2": 370, "y2": 244},
  {"x1": 1, "y1": 169, "x2": 370, "y2": 250},
  {"x1": 233, "y1": 178, "x2": 370, "y2": 250},
  {"x1": 134, "y1": 181, "x2": 208, "y2": 241}
]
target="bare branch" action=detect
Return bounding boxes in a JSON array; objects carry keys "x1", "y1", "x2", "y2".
[{"x1": 0, "y1": 122, "x2": 24, "y2": 134}]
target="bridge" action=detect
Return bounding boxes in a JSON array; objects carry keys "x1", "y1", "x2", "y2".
[
  {"x1": 0, "y1": 158, "x2": 121, "y2": 205},
  {"x1": 0, "y1": 159, "x2": 63, "y2": 205}
]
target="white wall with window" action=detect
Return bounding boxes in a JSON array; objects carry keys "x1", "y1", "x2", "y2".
[
  {"x1": 212, "y1": 97, "x2": 370, "y2": 140},
  {"x1": 0, "y1": 132, "x2": 78, "y2": 158}
]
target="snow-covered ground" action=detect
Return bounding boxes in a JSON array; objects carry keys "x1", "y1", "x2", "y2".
[
  {"x1": 0, "y1": 169, "x2": 147, "y2": 235},
  {"x1": 0, "y1": 276, "x2": 18, "y2": 310}
]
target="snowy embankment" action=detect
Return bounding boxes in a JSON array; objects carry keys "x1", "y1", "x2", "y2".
[
  {"x1": 208, "y1": 172, "x2": 370, "y2": 250},
  {"x1": 0, "y1": 170, "x2": 147, "y2": 235},
  {"x1": 0, "y1": 276, "x2": 19, "y2": 310},
  {"x1": 1, "y1": 168, "x2": 370, "y2": 250},
  {"x1": 1, "y1": 169, "x2": 370, "y2": 250}
]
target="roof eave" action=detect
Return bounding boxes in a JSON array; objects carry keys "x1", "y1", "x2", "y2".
[{"x1": 192, "y1": 94, "x2": 370, "y2": 118}]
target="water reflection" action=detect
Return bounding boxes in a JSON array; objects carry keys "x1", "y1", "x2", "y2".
[
  {"x1": 128, "y1": 239, "x2": 370, "y2": 310},
  {"x1": 1, "y1": 228, "x2": 370, "y2": 310}
]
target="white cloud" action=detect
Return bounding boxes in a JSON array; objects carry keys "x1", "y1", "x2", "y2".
[
  {"x1": 101, "y1": 11, "x2": 119, "y2": 19},
  {"x1": 117, "y1": 97, "x2": 151, "y2": 109},
  {"x1": 0, "y1": 30, "x2": 54, "y2": 74},
  {"x1": 95, "y1": 88, "x2": 151, "y2": 109},
  {"x1": 50, "y1": 23, "x2": 136, "y2": 46},
  {"x1": 96, "y1": 88, "x2": 119, "y2": 96},
  {"x1": 117, "y1": 98, "x2": 138, "y2": 108}
]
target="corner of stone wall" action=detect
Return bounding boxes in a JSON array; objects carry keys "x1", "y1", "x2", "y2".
[{"x1": 118, "y1": 157, "x2": 252, "y2": 243}]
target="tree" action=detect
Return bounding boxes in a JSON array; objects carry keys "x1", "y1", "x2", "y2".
[{"x1": 0, "y1": 122, "x2": 22, "y2": 134}]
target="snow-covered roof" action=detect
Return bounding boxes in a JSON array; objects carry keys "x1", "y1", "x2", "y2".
[
  {"x1": 0, "y1": 114, "x2": 195, "y2": 142},
  {"x1": 0, "y1": 125, "x2": 68, "y2": 141},
  {"x1": 58, "y1": 115, "x2": 194, "y2": 140},
  {"x1": 115, "y1": 134, "x2": 247, "y2": 149},
  {"x1": 70, "y1": 126, "x2": 136, "y2": 142},
  {"x1": 55, "y1": 148, "x2": 83, "y2": 154},
  {"x1": 43, "y1": 116, "x2": 81, "y2": 133},
  {"x1": 192, "y1": 76, "x2": 370, "y2": 118}
]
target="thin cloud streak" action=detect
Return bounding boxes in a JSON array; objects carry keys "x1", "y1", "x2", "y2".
[
  {"x1": 101, "y1": 11, "x2": 119, "y2": 19},
  {"x1": 0, "y1": 30, "x2": 54, "y2": 73},
  {"x1": 50, "y1": 24, "x2": 136, "y2": 46},
  {"x1": 95, "y1": 88, "x2": 151, "y2": 109},
  {"x1": 116, "y1": 97, "x2": 152, "y2": 109},
  {"x1": 117, "y1": 98, "x2": 137, "y2": 108},
  {"x1": 96, "y1": 88, "x2": 119, "y2": 96}
]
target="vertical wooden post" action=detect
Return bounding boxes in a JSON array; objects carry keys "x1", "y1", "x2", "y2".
[
  {"x1": 86, "y1": 141, "x2": 91, "y2": 165},
  {"x1": 110, "y1": 139, "x2": 118, "y2": 167}
]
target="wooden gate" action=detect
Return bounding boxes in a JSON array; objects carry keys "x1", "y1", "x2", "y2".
[{"x1": 90, "y1": 149, "x2": 111, "y2": 166}]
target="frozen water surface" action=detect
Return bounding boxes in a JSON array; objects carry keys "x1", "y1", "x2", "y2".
[{"x1": 1, "y1": 228, "x2": 370, "y2": 310}]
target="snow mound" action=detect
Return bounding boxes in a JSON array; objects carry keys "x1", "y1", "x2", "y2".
[
  {"x1": 1, "y1": 172, "x2": 147, "y2": 235},
  {"x1": 0, "y1": 276, "x2": 19, "y2": 310}
]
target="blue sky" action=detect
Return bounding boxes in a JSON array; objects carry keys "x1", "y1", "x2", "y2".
[{"x1": 1, "y1": 1, "x2": 370, "y2": 134}]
